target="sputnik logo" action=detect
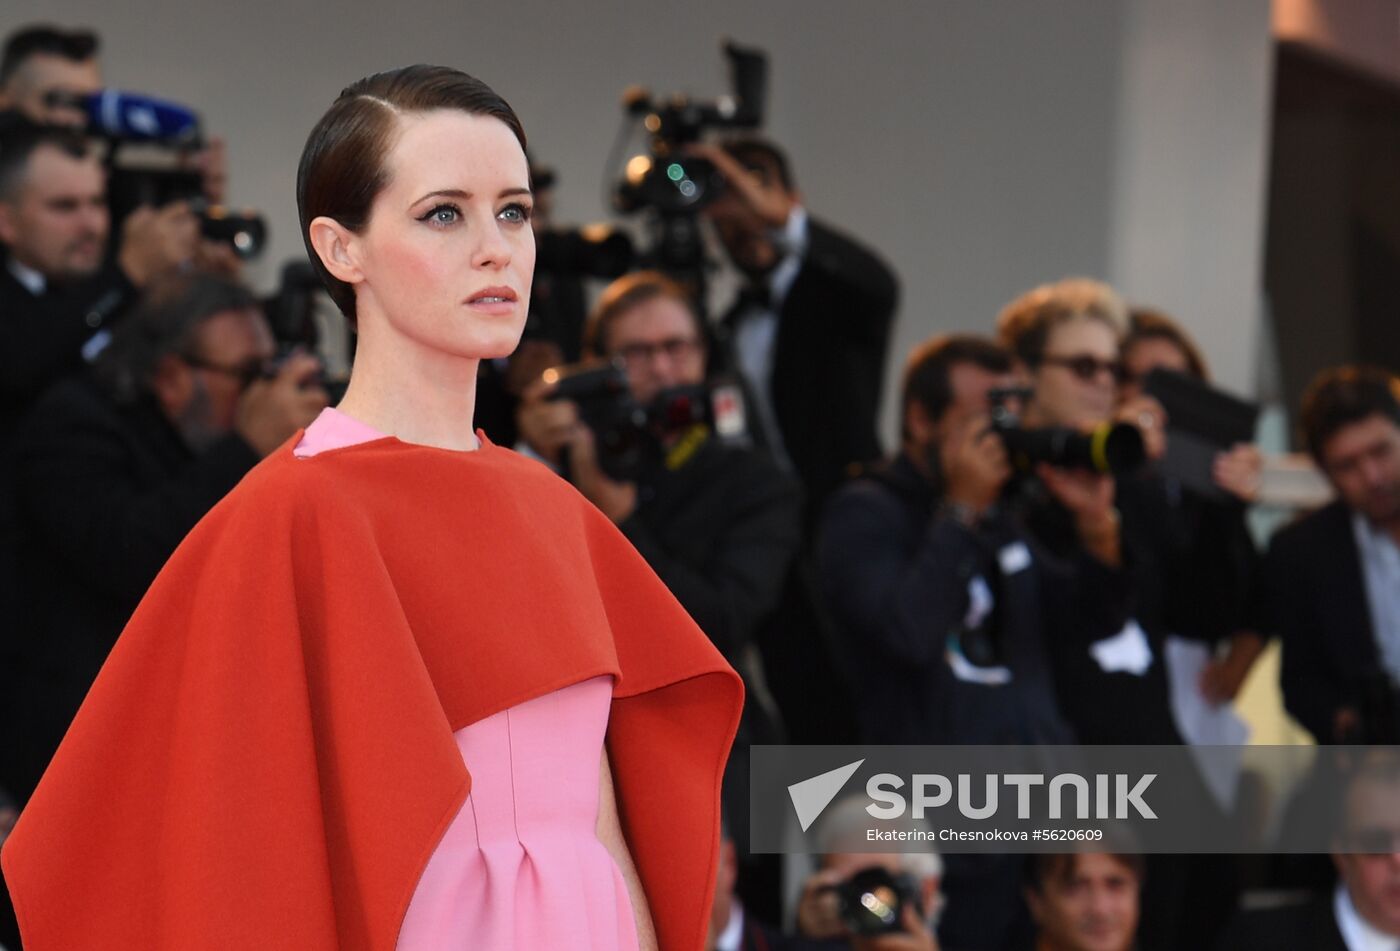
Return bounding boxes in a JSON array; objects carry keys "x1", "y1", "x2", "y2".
[{"x1": 787, "y1": 759, "x2": 864, "y2": 832}]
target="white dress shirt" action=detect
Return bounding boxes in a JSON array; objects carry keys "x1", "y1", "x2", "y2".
[
  {"x1": 731, "y1": 205, "x2": 809, "y2": 471},
  {"x1": 7, "y1": 256, "x2": 46, "y2": 296},
  {"x1": 714, "y1": 900, "x2": 746, "y2": 951},
  {"x1": 1335, "y1": 882, "x2": 1400, "y2": 951},
  {"x1": 1352, "y1": 513, "x2": 1400, "y2": 687}
]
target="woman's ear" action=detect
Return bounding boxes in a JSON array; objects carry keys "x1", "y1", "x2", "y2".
[
  {"x1": 308, "y1": 216, "x2": 364, "y2": 286},
  {"x1": 150, "y1": 352, "x2": 193, "y2": 418}
]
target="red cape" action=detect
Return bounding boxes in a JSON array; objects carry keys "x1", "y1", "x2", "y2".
[{"x1": 2, "y1": 433, "x2": 744, "y2": 950}]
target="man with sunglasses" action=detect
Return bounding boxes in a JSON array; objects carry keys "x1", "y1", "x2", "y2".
[
  {"x1": 996, "y1": 278, "x2": 1242, "y2": 951},
  {"x1": 1, "y1": 272, "x2": 326, "y2": 809}
]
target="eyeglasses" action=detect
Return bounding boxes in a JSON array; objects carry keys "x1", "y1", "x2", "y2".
[
  {"x1": 1041, "y1": 354, "x2": 1126, "y2": 384},
  {"x1": 1342, "y1": 827, "x2": 1400, "y2": 855},
  {"x1": 184, "y1": 355, "x2": 276, "y2": 389},
  {"x1": 615, "y1": 337, "x2": 702, "y2": 368}
]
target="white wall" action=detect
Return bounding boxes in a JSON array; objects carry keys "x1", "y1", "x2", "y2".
[{"x1": 3, "y1": 0, "x2": 1273, "y2": 442}]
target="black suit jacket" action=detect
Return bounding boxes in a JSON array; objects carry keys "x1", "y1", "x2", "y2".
[
  {"x1": 0, "y1": 256, "x2": 136, "y2": 440},
  {"x1": 1264, "y1": 501, "x2": 1384, "y2": 744},
  {"x1": 1217, "y1": 896, "x2": 1348, "y2": 951},
  {"x1": 717, "y1": 218, "x2": 898, "y2": 517},
  {"x1": 2, "y1": 373, "x2": 259, "y2": 801}
]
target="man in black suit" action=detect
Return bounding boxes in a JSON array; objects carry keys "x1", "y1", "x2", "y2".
[
  {"x1": 1265, "y1": 366, "x2": 1400, "y2": 745},
  {"x1": 2, "y1": 273, "x2": 327, "y2": 805},
  {"x1": 1218, "y1": 756, "x2": 1400, "y2": 949},
  {"x1": 691, "y1": 138, "x2": 899, "y2": 516},
  {"x1": 688, "y1": 138, "x2": 899, "y2": 746},
  {"x1": 0, "y1": 120, "x2": 199, "y2": 438}
]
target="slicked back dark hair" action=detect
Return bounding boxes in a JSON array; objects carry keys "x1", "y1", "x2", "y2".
[
  {"x1": 901, "y1": 334, "x2": 1012, "y2": 440},
  {"x1": 0, "y1": 25, "x2": 99, "y2": 88},
  {"x1": 0, "y1": 117, "x2": 90, "y2": 201},
  {"x1": 296, "y1": 64, "x2": 526, "y2": 324},
  {"x1": 1300, "y1": 365, "x2": 1400, "y2": 463}
]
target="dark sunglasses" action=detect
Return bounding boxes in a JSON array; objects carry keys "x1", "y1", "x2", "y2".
[
  {"x1": 1041, "y1": 354, "x2": 1126, "y2": 384},
  {"x1": 184, "y1": 355, "x2": 278, "y2": 389}
]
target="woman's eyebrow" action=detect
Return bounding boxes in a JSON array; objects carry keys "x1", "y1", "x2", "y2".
[{"x1": 412, "y1": 187, "x2": 533, "y2": 204}]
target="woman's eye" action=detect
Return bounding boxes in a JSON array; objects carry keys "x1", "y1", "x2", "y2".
[
  {"x1": 499, "y1": 202, "x2": 532, "y2": 224},
  {"x1": 420, "y1": 204, "x2": 459, "y2": 225}
]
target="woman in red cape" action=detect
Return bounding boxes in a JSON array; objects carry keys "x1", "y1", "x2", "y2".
[{"x1": 1, "y1": 65, "x2": 743, "y2": 951}]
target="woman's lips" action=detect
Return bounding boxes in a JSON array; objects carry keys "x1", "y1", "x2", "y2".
[{"x1": 464, "y1": 286, "x2": 519, "y2": 315}]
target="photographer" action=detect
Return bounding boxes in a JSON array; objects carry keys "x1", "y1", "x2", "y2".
[
  {"x1": 818, "y1": 334, "x2": 1129, "y2": 951},
  {"x1": 0, "y1": 24, "x2": 229, "y2": 202},
  {"x1": 997, "y1": 279, "x2": 1241, "y2": 951},
  {"x1": 516, "y1": 269, "x2": 801, "y2": 846},
  {"x1": 791, "y1": 796, "x2": 942, "y2": 951},
  {"x1": 693, "y1": 138, "x2": 898, "y2": 515},
  {"x1": 1, "y1": 272, "x2": 327, "y2": 805},
  {"x1": 994, "y1": 278, "x2": 1177, "y2": 747},
  {"x1": 0, "y1": 119, "x2": 199, "y2": 437},
  {"x1": 0, "y1": 25, "x2": 100, "y2": 128},
  {"x1": 818, "y1": 333, "x2": 1132, "y2": 746}
]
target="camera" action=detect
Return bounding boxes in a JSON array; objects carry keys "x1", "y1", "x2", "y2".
[
  {"x1": 987, "y1": 386, "x2": 1146, "y2": 475},
  {"x1": 830, "y1": 866, "x2": 924, "y2": 936},
  {"x1": 611, "y1": 40, "x2": 768, "y2": 305},
  {"x1": 541, "y1": 362, "x2": 739, "y2": 481},
  {"x1": 53, "y1": 87, "x2": 269, "y2": 259}
]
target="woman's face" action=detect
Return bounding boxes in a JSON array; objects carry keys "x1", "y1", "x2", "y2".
[
  {"x1": 1120, "y1": 337, "x2": 1190, "y2": 402},
  {"x1": 351, "y1": 110, "x2": 534, "y2": 361},
  {"x1": 1028, "y1": 317, "x2": 1121, "y2": 429}
]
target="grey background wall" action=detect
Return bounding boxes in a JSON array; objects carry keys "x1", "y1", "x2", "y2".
[{"x1": 2, "y1": 0, "x2": 1275, "y2": 445}]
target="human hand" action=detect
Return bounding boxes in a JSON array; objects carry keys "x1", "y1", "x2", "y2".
[
  {"x1": 234, "y1": 352, "x2": 329, "y2": 456},
  {"x1": 568, "y1": 422, "x2": 637, "y2": 523},
  {"x1": 118, "y1": 201, "x2": 199, "y2": 287},
  {"x1": 941, "y1": 412, "x2": 1011, "y2": 516},
  {"x1": 1213, "y1": 443, "x2": 1263, "y2": 503},
  {"x1": 795, "y1": 868, "x2": 846, "y2": 939},
  {"x1": 193, "y1": 239, "x2": 244, "y2": 279},
  {"x1": 516, "y1": 376, "x2": 581, "y2": 466},
  {"x1": 1039, "y1": 463, "x2": 1120, "y2": 567},
  {"x1": 687, "y1": 142, "x2": 796, "y2": 230},
  {"x1": 1199, "y1": 632, "x2": 1265, "y2": 705},
  {"x1": 1116, "y1": 394, "x2": 1168, "y2": 461},
  {"x1": 850, "y1": 904, "x2": 939, "y2": 951}
]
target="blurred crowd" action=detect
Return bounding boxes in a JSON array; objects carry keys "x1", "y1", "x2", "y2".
[{"x1": 2, "y1": 22, "x2": 1400, "y2": 951}]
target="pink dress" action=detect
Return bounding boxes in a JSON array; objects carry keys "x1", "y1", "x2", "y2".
[{"x1": 294, "y1": 408, "x2": 641, "y2": 951}]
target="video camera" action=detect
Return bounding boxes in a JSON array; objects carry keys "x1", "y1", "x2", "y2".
[
  {"x1": 47, "y1": 88, "x2": 268, "y2": 259},
  {"x1": 610, "y1": 40, "x2": 768, "y2": 305},
  {"x1": 988, "y1": 386, "x2": 1146, "y2": 476}
]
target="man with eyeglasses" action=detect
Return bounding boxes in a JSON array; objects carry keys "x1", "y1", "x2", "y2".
[
  {"x1": 1221, "y1": 755, "x2": 1400, "y2": 950},
  {"x1": 0, "y1": 272, "x2": 326, "y2": 809},
  {"x1": 516, "y1": 270, "x2": 800, "y2": 874}
]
